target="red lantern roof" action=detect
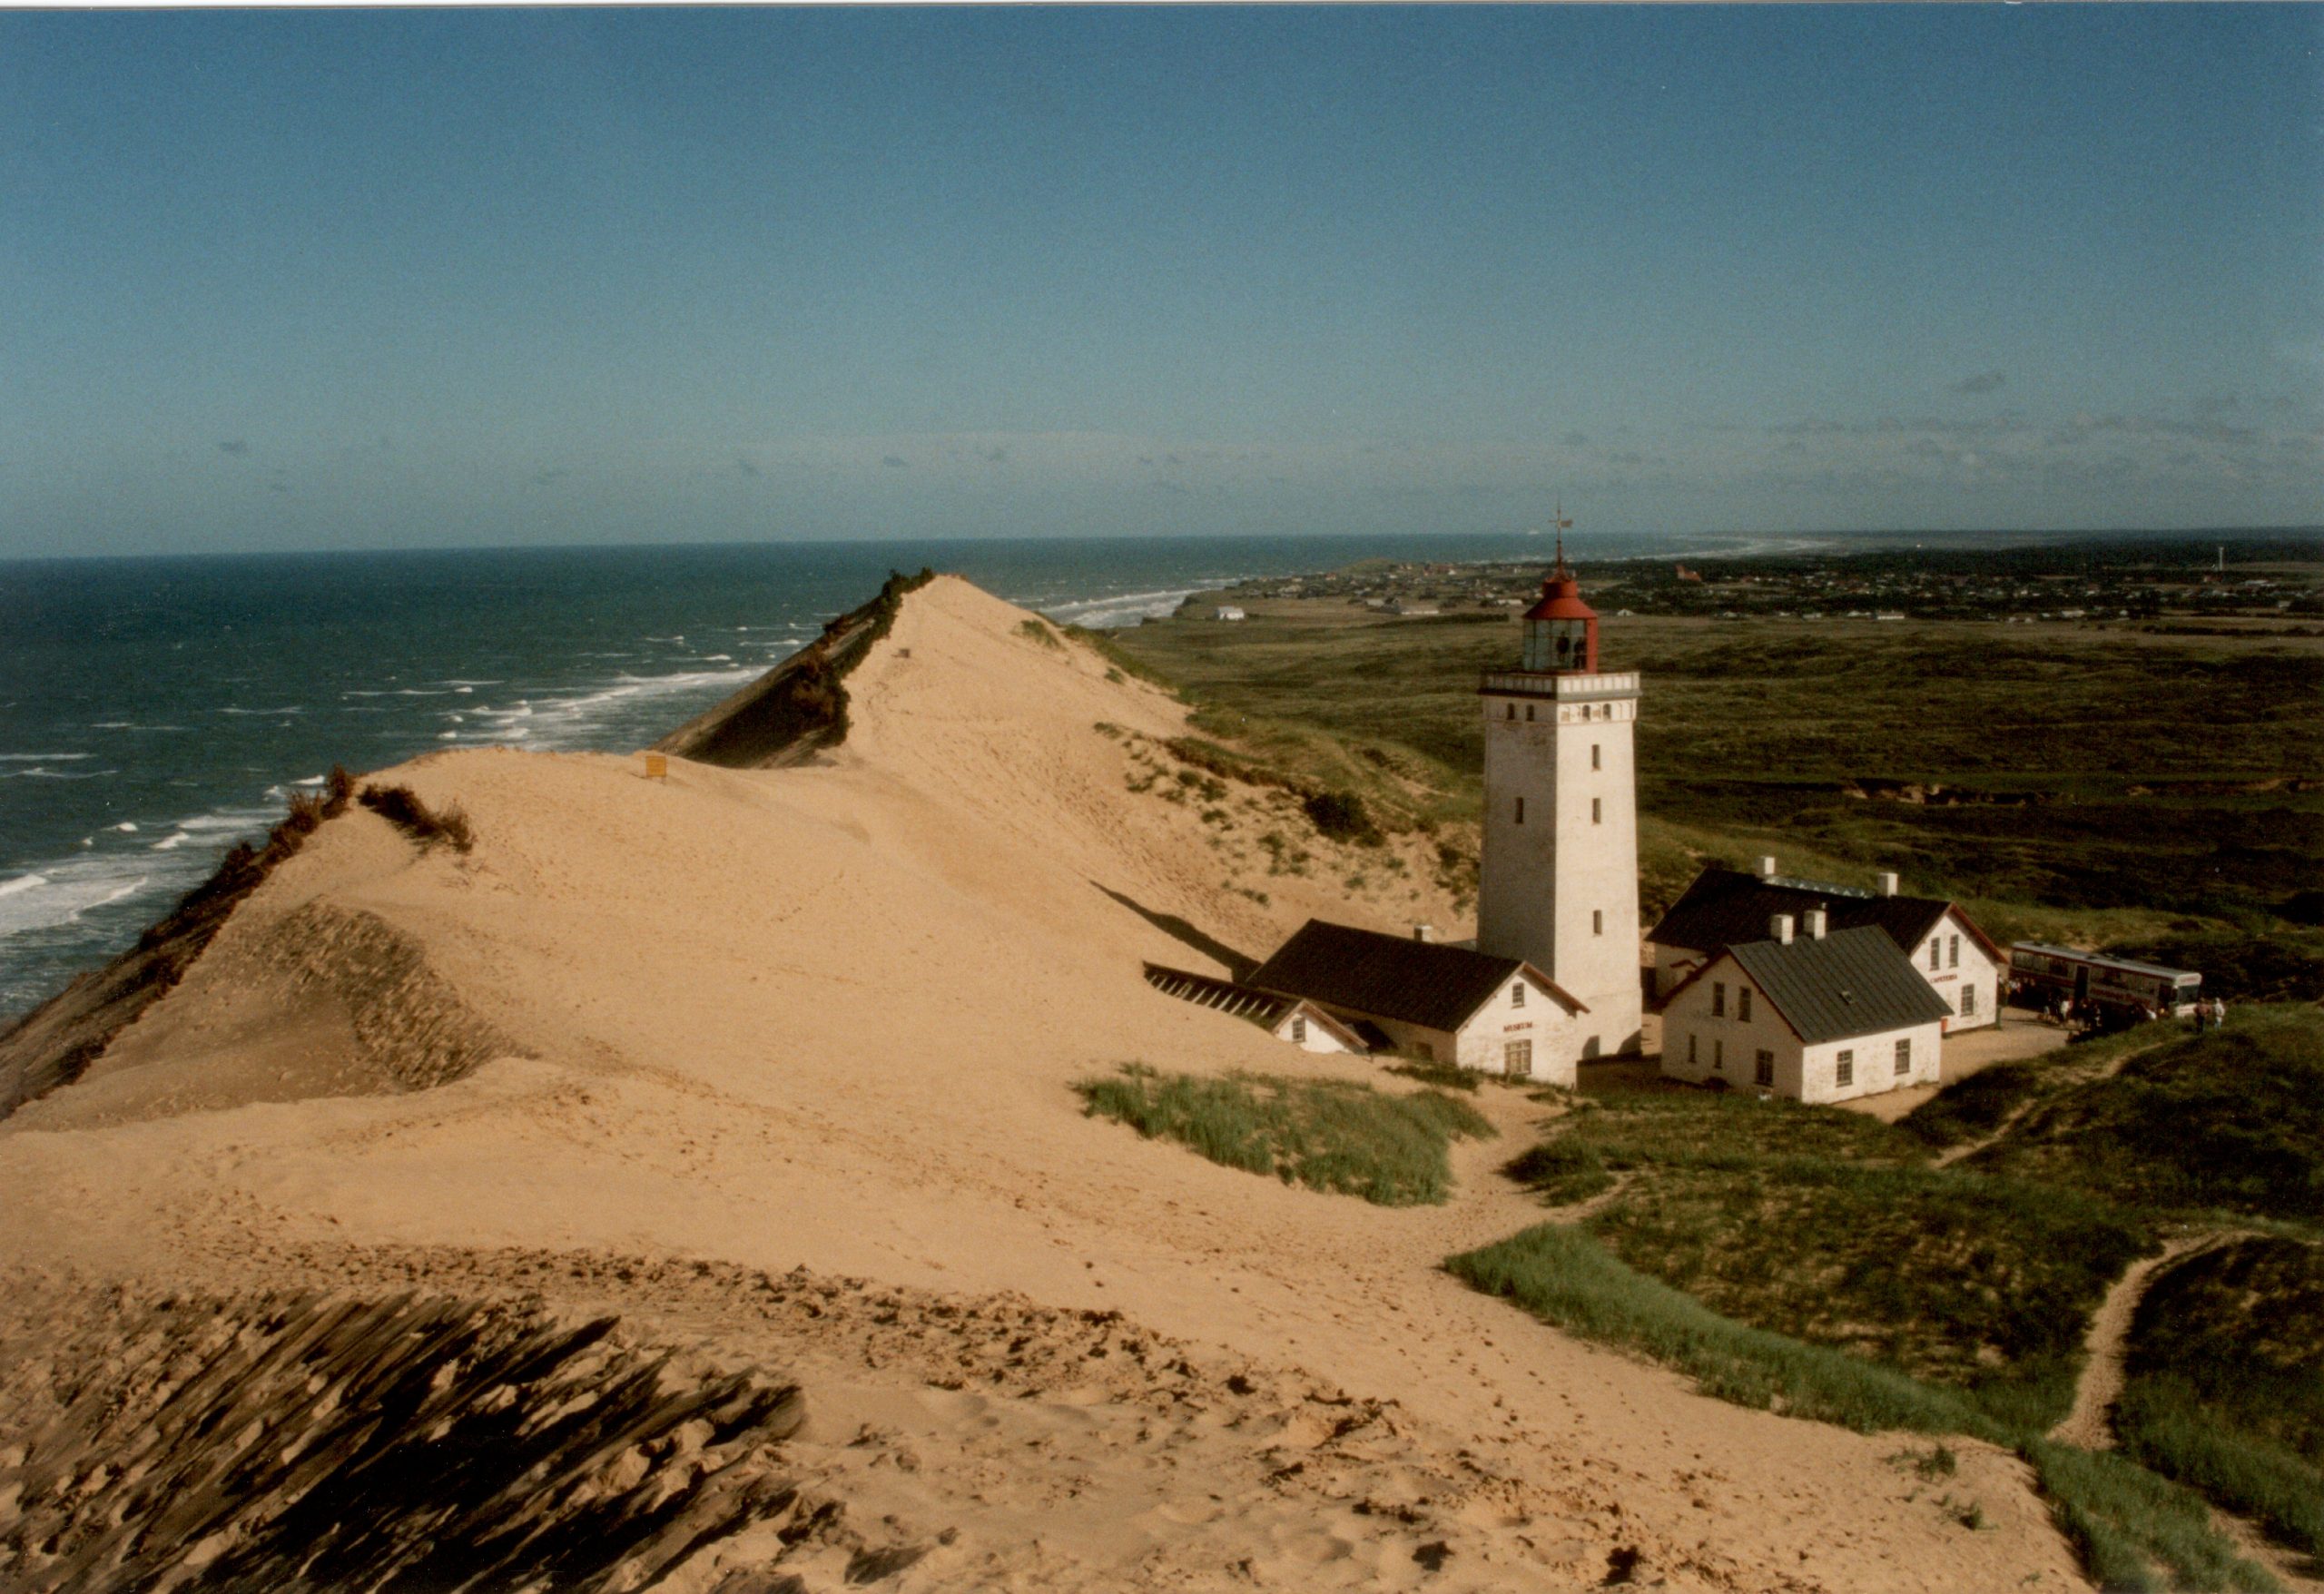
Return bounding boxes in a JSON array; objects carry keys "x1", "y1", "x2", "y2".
[{"x1": 1523, "y1": 573, "x2": 1599, "y2": 623}]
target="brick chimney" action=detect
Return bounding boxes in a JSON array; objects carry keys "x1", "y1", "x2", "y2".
[
  {"x1": 1771, "y1": 913, "x2": 1795, "y2": 945},
  {"x1": 1803, "y1": 907, "x2": 1828, "y2": 940}
]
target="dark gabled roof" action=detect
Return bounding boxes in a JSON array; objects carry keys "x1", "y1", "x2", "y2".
[
  {"x1": 1141, "y1": 964, "x2": 1371, "y2": 1051},
  {"x1": 1246, "y1": 920, "x2": 1582, "y2": 1034},
  {"x1": 1701, "y1": 926, "x2": 1955, "y2": 1045},
  {"x1": 1647, "y1": 867, "x2": 2000, "y2": 962}
]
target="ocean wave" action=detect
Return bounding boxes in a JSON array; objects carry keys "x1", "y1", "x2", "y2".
[
  {"x1": 0, "y1": 766, "x2": 113, "y2": 781},
  {"x1": 1035, "y1": 585, "x2": 1213, "y2": 629},
  {"x1": 0, "y1": 859, "x2": 157, "y2": 940},
  {"x1": 217, "y1": 705, "x2": 305, "y2": 716},
  {"x1": 0, "y1": 753, "x2": 92, "y2": 762},
  {"x1": 89, "y1": 723, "x2": 188, "y2": 732}
]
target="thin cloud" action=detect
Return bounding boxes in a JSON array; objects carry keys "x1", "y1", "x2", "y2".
[
  {"x1": 1949, "y1": 371, "x2": 2007, "y2": 396},
  {"x1": 881, "y1": 454, "x2": 910, "y2": 468},
  {"x1": 217, "y1": 439, "x2": 249, "y2": 457}
]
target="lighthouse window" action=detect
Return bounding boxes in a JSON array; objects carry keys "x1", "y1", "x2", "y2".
[
  {"x1": 1514, "y1": 796, "x2": 1525, "y2": 824},
  {"x1": 1525, "y1": 704, "x2": 1535, "y2": 722},
  {"x1": 1593, "y1": 910, "x2": 1603, "y2": 935},
  {"x1": 1505, "y1": 703, "x2": 1515, "y2": 721},
  {"x1": 1591, "y1": 743, "x2": 1601, "y2": 771},
  {"x1": 1591, "y1": 798, "x2": 1602, "y2": 824}
]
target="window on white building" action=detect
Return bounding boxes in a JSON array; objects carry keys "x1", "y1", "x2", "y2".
[
  {"x1": 1712, "y1": 981, "x2": 1726, "y2": 1017},
  {"x1": 1738, "y1": 989, "x2": 1752, "y2": 1022},
  {"x1": 1929, "y1": 940, "x2": 1941, "y2": 971},
  {"x1": 1512, "y1": 983, "x2": 1525, "y2": 1008},
  {"x1": 1754, "y1": 1049, "x2": 1772, "y2": 1086},
  {"x1": 1689, "y1": 1033, "x2": 1699, "y2": 1065},
  {"x1": 1836, "y1": 1049, "x2": 1855, "y2": 1087},
  {"x1": 1949, "y1": 934, "x2": 1960, "y2": 969},
  {"x1": 1291, "y1": 1016, "x2": 1307, "y2": 1044},
  {"x1": 1715, "y1": 1039, "x2": 1725, "y2": 1071},
  {"x1": 1591, "y1": 743, "x2": 1601, "y2": 771},
  {"x1": 1962, "y1": 985, "x2": 1975, "y2": 1016},
  {"x1": 1593, "y1": 910, "x2": 1603, "y2": 935},
  {"x1": 1505, "y1": 1039, "x2": 1532, "y2": 1078},
  {"x1": 1505, "y1": 703, "x2": 1516, "y2": 720},
  {"x1": 1895, "y1": 1038, "x2": 1912, "y2": 1076},
  {"x1": 1525, "y1": 704, "x2": 1535, "y2": 722},
  {"x1": 1591, "y1": 797, "x2": 1602, "y2": 824},
  {"x1": 1514, "y1": 797, "x2": 1525, "y2": 823}
]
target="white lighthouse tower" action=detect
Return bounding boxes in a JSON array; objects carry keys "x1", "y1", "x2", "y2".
[{"x1": 1475, "y1": 525, "x2": 1642, "y2": 1058}]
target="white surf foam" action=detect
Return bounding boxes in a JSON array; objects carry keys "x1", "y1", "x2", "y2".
[
  {"x1": 1035, "y1": 585, "x2": 1216, "y2": 629},
  {"x1": 0, "y1": 859, "x2": 157, "y2": 939}
]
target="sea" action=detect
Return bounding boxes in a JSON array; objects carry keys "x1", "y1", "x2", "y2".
[{"x1": 0, "y1": 530, "x2": 1764, "y2": 1019}]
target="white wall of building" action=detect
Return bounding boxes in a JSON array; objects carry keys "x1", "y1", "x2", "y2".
[
  {"x1": 1659, "y1": 955, "x2": 1945, "y2": 1103},
  {"x1": 1478, "y1": 682, "x2": 1642, "y2": 1059},
  {"x1": 1320, "y1": 970, "x2": 1582, "y2": 1088},
  {"x1": 1659, "y1": 959, "x2": 1801, "y2": 1090},
  {"x1": 1906, "y1": 914, "x2": 2002, "y2": 1031},
  {"x1": 1271, "y1": 1007, "x2": 1359, "y2": 1054}
]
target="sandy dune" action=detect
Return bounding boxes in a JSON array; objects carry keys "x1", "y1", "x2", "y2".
[{"x1": 0, "y1": 577, "x2": 2089, "y2": 1590}]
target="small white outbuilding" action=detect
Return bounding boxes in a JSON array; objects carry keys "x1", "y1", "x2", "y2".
[{"x1": 1246, "y1": 920, "x2": 1590, "y2": 1085}]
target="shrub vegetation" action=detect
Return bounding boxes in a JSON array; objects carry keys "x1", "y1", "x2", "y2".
[
  {"x1": 1964, "y1": 1007, "x2": 2324, "y2": 1223},
  {"x1": 359, "y1": 784, "x2": 476, "y2": 853},
  {"x1": 1076, "y1": 1065, "x2": 1491, "y2": 1206},
  {"x1": 2117, "y1": 1235, "x2": 2324, "y2": 1558}
]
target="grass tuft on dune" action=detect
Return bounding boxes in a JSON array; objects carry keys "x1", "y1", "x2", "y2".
[{"x1": 1077, "y1": 1065, "x2": 1492, "y2": 1206}]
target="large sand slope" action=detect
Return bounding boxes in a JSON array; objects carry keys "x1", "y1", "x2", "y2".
[{"x1": 0, "y1": 577, "x2": 2087, "y2": 1591}]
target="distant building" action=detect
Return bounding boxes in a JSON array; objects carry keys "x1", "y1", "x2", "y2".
[
  {"x1": 1246, "y1": 920, "x2": 1587, "y2": 1084},
  {"x1": 1659, "y1": 915, "x2": 1951, "y2": 1103},
  {"x1": 1213, "y1": 605, "x2": 1247, "y2": 622},
  {"x1": 1648, "y1": 859, "x2": 2003, "y2": 1032},
  {"x1": 1385, "y1": 599, "x2": 1440, "y2": 617}
]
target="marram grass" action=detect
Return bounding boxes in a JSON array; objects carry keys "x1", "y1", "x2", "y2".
[{"x1": 1077, "y1": 1065, "x2": 1491, "y2": 1207}]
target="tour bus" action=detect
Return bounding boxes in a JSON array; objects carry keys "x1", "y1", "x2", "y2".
[{"x1": 2008, "y1": 942, "x2": 2201, "y2": 1018}]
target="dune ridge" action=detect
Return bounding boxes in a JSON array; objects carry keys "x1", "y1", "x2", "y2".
[{"x1": 0, "y1": 575, "x2": 2090, "y2": 1590}]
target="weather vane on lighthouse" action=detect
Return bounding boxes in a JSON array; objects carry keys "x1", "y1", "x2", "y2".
[{"x1": 1550, "y1": 498, "x2": 1574, "y2": 575}]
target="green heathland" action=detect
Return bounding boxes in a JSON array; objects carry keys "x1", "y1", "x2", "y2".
[
  {"x1": 1960, "y1": 1006, "x2": 2324, "y2": 1223},
  {"x1": 1106, "y1": 595, "x2": 2324, "y2": 988},
  {"x1": 1504, "y1": 1086, "x2": 2155, "y2": 1433},
  {"x1": 1076, "y1": 1066, "x2": 1492, "y2": 1206},
  {"x1": 2118, "y1": 1235, "x2": 2324, "y2": 1559}
]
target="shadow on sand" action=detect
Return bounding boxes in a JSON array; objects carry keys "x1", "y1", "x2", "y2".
[{"x1": 1092, "y1": 883, "x2": 1263, "y2": 982}]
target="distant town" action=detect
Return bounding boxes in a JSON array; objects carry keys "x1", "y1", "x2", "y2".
[{"x1": 1191, "y1": 535, "x2": 2324, "y2": 631}]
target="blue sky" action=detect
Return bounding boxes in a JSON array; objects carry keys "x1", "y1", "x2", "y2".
[{"x1": 3, "y1": 5, "x2": 2319, "y2": 556}]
